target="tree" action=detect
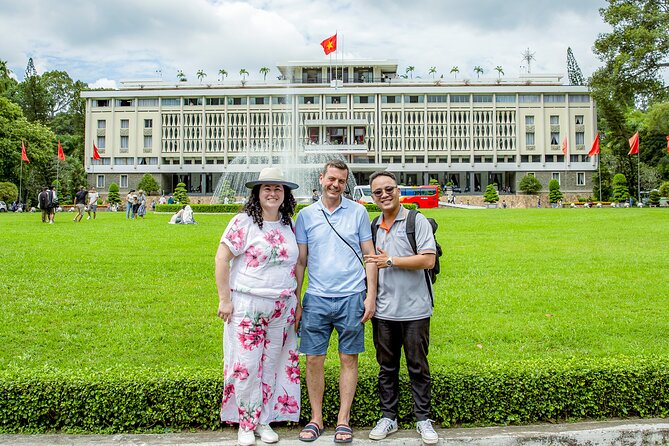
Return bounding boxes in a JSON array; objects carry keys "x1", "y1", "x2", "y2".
[
  {"x1": 592, "y1": 163, "x2": 613, "y2": 201},
  {"x1": 218, "y1": 69, "x2": 228, "y2": 81},
  {"x1": 649, "y1": 189, "x2": 661, "y2": 206},
  {"x1": 138, "y1": 173, "x2": 160, "y2": 194},
  {"x1": 239, "y1": 69, "x2": 249, "y2": 81},
  {"x1": 483, "y1": 184, "x2": 499, "y2": 203},
  {"x1": 107, "y1": 182, "x2": 121, "y2": 205},
  {"x1": 0, "y1": 181, "x2": 18, "y2": 202},
  {"x1": 196, "y1": 70, "x2": 206, "y2": 83},
  {"x1": 566, "y1": 47, "x2": 585, "y2": 86},
  {"x1": 450, "y1": 66, "x2": 459, "y2": 79},
  {"x1": 176, "y1": 70, "x2": 187, "y2": 82},
  {"x1": 218, "y1": 180, "x2": 236, "y2": 204},
  {"x1": 429, "y1": 67, "x2": 437, "y2": 79},
  {"x1": 612, "y1": 173, "x2": 630, "y2": 203},
  {"x1": 519, "y1": 174, "x2": 542, "y2": 194},
  {"x1": 405, "y1": 66, "x2": 415, "y2": 79},
  {"x1": 17, "y1": 58, "x2": 49, "y2": 123},
  {"x1": 474, "y1": 66, "x2": 484, "y2": 78},
  {"x1": 548, "y1": 179, "x2": 563, "y2": 204},
  {"x1": 659, "y1": 180, "x2": 669, "y2": 197},
  {"x1": 173, "y1": 182, "x2": 190, "y2": 204},
  {"x1": 494, "y1": 66, "x2": 504, "y2": 79},
  {"x1": 260, "y1": 67, "x2": 270, "y2": 81},
  {"x1": 0, "y1": 59, "x2": 17, "y2": 95}
]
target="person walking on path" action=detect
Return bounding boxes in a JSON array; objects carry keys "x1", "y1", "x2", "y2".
[
  {"x1": 86, "y1": 187, "x2": 99, "y2": 220},
  {"x1": 215, "y1": 167, "x2": 301, "y2": 446},
  {"x1": 294, "y1": 160, "x2": 377, "y2": 443},
  {"x1": 364, "y1": 170, "x2": 439, "y2": 444},
  {"x1": 73, "y1": 186, "x2": 88, "y2": 223}
]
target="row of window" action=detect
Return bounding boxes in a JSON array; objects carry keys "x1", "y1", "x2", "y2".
[
  {"x1": 96, "y1": 135, "x2": 153, "y2": 150},
  {"x1": 97, "y1": 119, "x2": 153, "y2": 129},
  {"x1": 92, "y1": 94, "x2": 591, "y2": 108}
]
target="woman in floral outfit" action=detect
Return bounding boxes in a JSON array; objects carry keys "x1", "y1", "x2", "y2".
[{"x1": 215, "y1": 167, "x2": 300, "y2": 446}]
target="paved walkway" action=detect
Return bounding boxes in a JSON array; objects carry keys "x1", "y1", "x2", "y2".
[{"x1": 2, "y1": 419, "x2": 669, "y2": 446}]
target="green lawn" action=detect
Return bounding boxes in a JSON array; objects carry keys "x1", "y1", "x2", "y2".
[{"x1": 1, "y1": 208, "x2": 668, "y2": 374}]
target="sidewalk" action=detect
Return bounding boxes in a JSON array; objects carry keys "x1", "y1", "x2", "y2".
[{"x1": 2, "y1": 419, "x2": 669, "y2": 446}]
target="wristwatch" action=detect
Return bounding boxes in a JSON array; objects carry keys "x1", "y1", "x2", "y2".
[{"x1": 386, "y1": 257, "x2": 393, "y2": 267}]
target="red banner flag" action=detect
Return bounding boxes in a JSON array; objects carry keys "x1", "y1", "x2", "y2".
[
  {"x1": 57, "y1": 140, "x2": 65, "y2": 161},
  {"x1": 320, "y1": 33, "x2": 337, "y2": 55},
  {"x1": 628, "y1": 131, "x2": 639, "y2": 155},
  {"x1": 93, "y1": 143, "x2": 101, "y2": 160},
  {"x1": 588, "y1": 134, "x2": 600, "y2": 157},
  {"x1": 561, "y1": 136, "x2": 568, "y2": 155},
  {"x1": 666, "y1": 135, "x2": 669, "y2": 153},
  {"x1": 21, "y1": 140, "x2": 30, "y2": 163}
]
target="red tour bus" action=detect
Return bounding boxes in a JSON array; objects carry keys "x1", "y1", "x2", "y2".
[{"x1": 354, "y1": 185, "x2": 439, "y2": 208}]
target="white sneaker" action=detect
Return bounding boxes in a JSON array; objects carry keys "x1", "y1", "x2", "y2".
[
  {"x1": 369, "y1": 417, "x2": 398, "y2": 440},
  {"x1": 87, "y1": 216, "x2": 91, "y2": 220},
  {"x1": 238, "y1": 427, "x2": 256, "y2": 446},
  {"x1": 416, "y1": 419, "x2": 438, "y2": 444},
  {"x1": 254, "y1": 423, "x2": 278, "y2": 443}
]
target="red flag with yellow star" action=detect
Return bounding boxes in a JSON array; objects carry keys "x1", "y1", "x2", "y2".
[{"x1": 320, "y1": 34, "x2": 337, "y2": 55}]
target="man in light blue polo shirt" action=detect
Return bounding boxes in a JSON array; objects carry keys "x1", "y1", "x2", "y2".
[{"x1": 295, "y1": 160, "x2": 377, "y2": 443}]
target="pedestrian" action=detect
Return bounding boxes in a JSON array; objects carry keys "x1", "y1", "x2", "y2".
[
  {"x1": 295, "y1": 160, "x2": 377, "y2": 443},
  {"x1": 126, "y1": 189, "x2": 135, "y2": 219},
  {"x1": 167, "y1": 195, "x2": 175, "y2": 205},
  {"x1": 137, "y1": 190, "x2": 147, "y2": 219},
  {"x1": 363, "y1": 170, "x2": 439, "y2": 444},
  {"x1": 131, "y1": 193, "x2": 140, "y2": 219},
  {"x1": 86, "y1": 187, "x2": 99, "y2": 220},
  {"x1": 47, "y1": 185, "x2": 58, "y2": 224},
  {"x1": 38, "y1": 187, "x2": 49, "y2": 223},
  {"x1": 73, "y1": 186, "x2": 87, "y2": 222},
  {"x1": 215, "y1": 167, "x2": 301, "y2": 446}
]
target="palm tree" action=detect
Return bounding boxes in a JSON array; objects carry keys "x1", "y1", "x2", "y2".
[
  {"x1": 450, "y1": 66, "x2": 459, "y2": 79},
  {"x1": 495, "y1": 66, "x2": 504, "y2": 79},
  {"x1": 429, "y1": 66, "x2": 437, "y2": 79},
  {"x1": 405, "y1": 66, "x2": 415, "y2": 79},
  {"x1": 474, "y1": 66, "x2": 484, "y2": 79},
  {"x1": 196, "y1": 70, "x2": 206, "y2": 83},
  {"x1": 218, "y1": 69, "x2": 228, "y2": 82},
  {"x1": 239, "y1": 68, "x2": 249, "y2": 81},
  {"x1": 259, "y1": 67, "x2": 270, "y2": 81},
  {"x1": 177, "y1": 70, "x2": 187, "y2": 82}
]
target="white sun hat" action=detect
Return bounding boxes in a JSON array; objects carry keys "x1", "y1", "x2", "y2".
[{"x1": 245, "y1": 166, "x2": 299, "y2": 190}]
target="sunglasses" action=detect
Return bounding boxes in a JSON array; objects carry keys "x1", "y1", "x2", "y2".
[{"x1": 372, "y1": 186, "x2": 397, "y2": 197}]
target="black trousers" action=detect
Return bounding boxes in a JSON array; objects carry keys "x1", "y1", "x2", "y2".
[{"x1": 371, "y1": 317, "x2": 431, "y2": 421}]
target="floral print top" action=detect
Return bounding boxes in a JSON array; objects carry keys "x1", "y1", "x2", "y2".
[{"x1": 221, "y1": 213, "x2": 298, "y2": 299}]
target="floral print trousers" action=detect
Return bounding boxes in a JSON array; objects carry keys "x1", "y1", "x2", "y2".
[{"x1": 221, "y1": 291, "x2": 300, "y2": 429}]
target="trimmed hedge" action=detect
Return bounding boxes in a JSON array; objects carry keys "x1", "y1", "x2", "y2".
[
  {"x1": 154, "y1": 202, "x2": 414, "y2": 214},
  {"x1": 2, "y1": 357, "x2": 669, "y2": 433}
]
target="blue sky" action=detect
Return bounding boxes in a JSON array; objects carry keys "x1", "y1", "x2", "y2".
[{"x1": 0, "y1": 0, "x2": 610, "y2": 88}]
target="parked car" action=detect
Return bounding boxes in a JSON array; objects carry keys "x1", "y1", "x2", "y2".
[{"x1": 0, "y1": 201, "x2": 7, "y2": 212}]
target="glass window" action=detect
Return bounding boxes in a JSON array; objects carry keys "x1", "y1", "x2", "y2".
[
  {"x1": 120, "y1": 135, "x2": 129, "y2": 149},
  {"x1": 94, "y1": 99, "x2": 110, "y2": 107},
  {"x1": 354, "y1": 96, "x2": 374, "y2": 104},
  {"x1": 120, "y1": 119, "x2": 129, "y2": 129},
  {"x1": 577, "y1": 172, "x2": 585, "y2": 186},
  {"x1": 116, "y1": 99, "x2": 133, "y2": 107},
  {"x1": 184, "y1": 98, "x2": 202, "y2": 106},
  {"x1": 552, "y1": 172, "x2": 560, "y2": 183},
  {"x1": 161, "y1": 98, "x2": 180, "y2": 106},
  {"x1": 144, "y1": 119, "x2": 152, "y2": 128},
  {"x1": 405, "y1": 95, "x2": 423, "y2": 103},
  {"x1": 495, "y1": 95, "x2": 516, "y2": 103},
  {"x1": 120, "y1": 175, "x2": 128, "y2": 188},
  {"x1": 525, "y1": 132, "x2": 535, "y2": 145},
  {"x1": 575, "y1": 115, "x2": 584, "y2": 125},
  {"x1": 450, "y1": 94, "x2": 470, "y2": 103},
  {"x1": 551, "y1": 132, "x2": 560, "y2": 145},
  {"x1": 272, "y1": 96, "x2": 291, "y2": 105},
  {"x1": 97, "y1": 120, "x2": 106, "y2": 129},
  {"x1": 569, "y1": 95, "x2": 590, "y2": 103},
  {"x1": 575, "y1": 132, "x2": 584, "y2": 145},
  {"x1": 206, "y1": 98, "x2": 222, "y2": 105},
  {"x1": 382, "y1": 95, "x2": 401, "y2": 104},
  {"x1": 138, "y1": 98, "x2": 158, "y2": 106},
  {"x1": 544, "y1": 95, "x2": 565, "y2": 103},
  {"x1": 519, "y1": 95, "x2": 540, "y2": 103},
  {"x1": 327, "y1": 96, "x2": 346, "y2": 104},
  {"x1": 550, "y1": 115, "x2": 560, "y2": 125},
  {"x1": 525, "y1": 116, "x2": 534, "y2": 125},
  {"x1": 427, "y1": 95, "x2": 447, "y2": 103},
  {"x1": 97, "y1": 175, "x2": 105, "y2": 188},
  {"x1": 144, "y1": 135, "x2": 152, "y2": 148},
  {"x1": 252, "y1": 97, "x2": 267, "y2": 105},
  {"x1": 97, "y1": 136, "x2": 105, "y2": 148},
  {"x1": 473, "y1": 95, "x2": 493, "y2": 103}
]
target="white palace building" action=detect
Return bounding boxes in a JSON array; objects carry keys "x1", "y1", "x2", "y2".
[{"x1": 82, "y1": 59, "x2": 597, "y2": 197}]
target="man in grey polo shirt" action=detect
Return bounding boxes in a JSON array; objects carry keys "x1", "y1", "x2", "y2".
[{"x1": 364, "y1": 170, "x2": 439, "y2": 444}]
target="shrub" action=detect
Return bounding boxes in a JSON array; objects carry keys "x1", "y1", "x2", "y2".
[
  {"x1": 612, "y1": 173, "x2": 630, "y2": 203},
  {"x1": 548, "y1": 179, "x2": 563, "y2": 204},
  {"x1": 649, "y1": 190, "x2": 661, "y2": 206},
  {"x1": 483, "y1": 184, "x2": 499, "y2": 203},
  {"x1": 107, "y1": 183, "x2": 121, "y2": 205},
  {"x1": 0, "y1": 181, "x2": 18, "y2": 203},
  {"x1": 137, "y1": 174, "x2": 161, "y2": 195},
  {"x1": 218, "y1": 181, "x2": 236, "y2": 204},
  {"x1": 518, "y1": 175, "x2": 542, "y2": 194},
  {"x1": 659, "y1": 181, "x2": 669, "y2": 198},
  {"x1": 173, "y1": 182, "x2": 190, "y2": 204}
]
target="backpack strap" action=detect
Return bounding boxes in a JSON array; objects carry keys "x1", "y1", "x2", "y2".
[
  {"x1": 371, "y1": 215, "x2": 380, "y2": 248},
  {"x1": 405, "y1": 209, "x2": 434, "y2": 306}
]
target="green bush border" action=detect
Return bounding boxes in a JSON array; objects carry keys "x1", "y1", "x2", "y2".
[
  {"x1": 2, "y1": 357, "x2": 668, "y2": 433},
  {"x1": 154, "y1": 202, "x2": 414, "y2": 214}
]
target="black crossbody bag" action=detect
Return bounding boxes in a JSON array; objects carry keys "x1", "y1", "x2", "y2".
[{"x1": 320, "y1": 209, "x2": 367, "y2": 289}]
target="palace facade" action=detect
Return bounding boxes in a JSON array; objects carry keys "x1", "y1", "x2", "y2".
[{"x1": 81, "y1": 59, "x2": 596, "y2": 196}]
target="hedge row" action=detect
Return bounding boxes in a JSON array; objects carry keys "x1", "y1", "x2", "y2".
[
  {"x1": 2, "y1": 357, "x2": 669, "y2": 433},
  {"x1": 155, "y1": 203, "x2": 390, "y2": 214}
]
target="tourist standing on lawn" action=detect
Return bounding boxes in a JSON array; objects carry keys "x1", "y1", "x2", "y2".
[
  {"x1": 38, "y1": 187, "x2": 49, "y2": 223},
  {"x1": 125, "y1": 189, "x2": 135, "y2": 219},
  {"x1": 86, "y1": 187, "x2": 99, "y2": 220},
  {"x1": 47, "y1": 185, "x2": 57, "y2": 224},
  {"x1": 73, "y1": 186, "x2": 87, "y2": 222},
  {"x1": 137, "y1": 190, "x2": 147, "y2": 219},
  {"x1": 364, "y1": 170, "x2": 439, "y2": 444},
  {"x1": 294, "y1": 159, "x2": 377, "y2": 443},
  {"x1": 215, "y1": 167, "x2": 301, "y2": 446}
]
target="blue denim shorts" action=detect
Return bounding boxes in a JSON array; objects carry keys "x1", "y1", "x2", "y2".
[{"x1": 299, "y1": 291, "x2": 366, "y2": 355}]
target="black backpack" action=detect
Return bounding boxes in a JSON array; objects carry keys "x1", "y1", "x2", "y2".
[{"x1": 371, "y1": 209, "x2": 443, "y2": 303}]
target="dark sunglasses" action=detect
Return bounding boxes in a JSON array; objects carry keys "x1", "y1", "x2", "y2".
[{"x1": 372, "y1": 186, "x2": 397, "y2": 197}]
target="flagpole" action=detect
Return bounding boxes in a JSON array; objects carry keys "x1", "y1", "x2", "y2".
[
  {"x1": 19, "y1": 157, "x2": 23, "y2": 206},
  {"x1": 637, "y1": 152, "x2": 640, "y2": 204},
  {"x1": 598, "y1": 154, "x2": 601, "y2": 202}
]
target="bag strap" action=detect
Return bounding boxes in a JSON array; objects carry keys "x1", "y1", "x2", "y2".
[
  {"x1": 321, "y1": 209, "x2": 364, "y2": 267},
  {"x1": 406, "y1": 209, "x2": 433, "y2": 306}
]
